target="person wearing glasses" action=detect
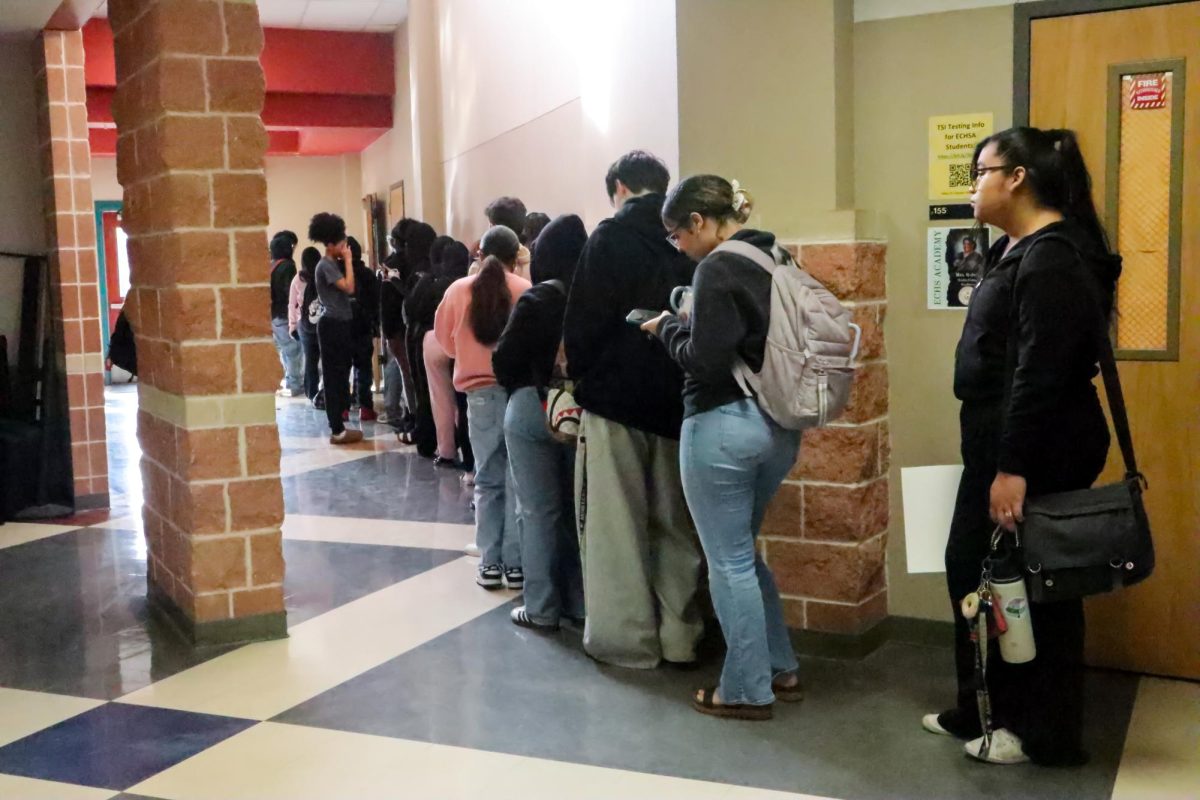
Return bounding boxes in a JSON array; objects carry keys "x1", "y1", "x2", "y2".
[
  {"x1": 561, "y1": 150, "x2": 702, "y2": 669},
  {"x1": 929, "y1": 127, "x2": 1122, "y2": 766}
]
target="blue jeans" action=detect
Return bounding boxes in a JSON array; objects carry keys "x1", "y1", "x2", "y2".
[
  {"x1": 383, "y1": 350, "x2": 402, "y2": 419},
  {"x1": 466, "y1": 385, "x2": 521, "y2": 568},
  {"x1": 680, "y1": 398, "x2": 801, "y2": 705},
  {"x1": 504, "y1": 387, "x2": 583, "y2": 624},
  {"x1": 271, "y1": 317, "x2": 303, "y2": 392}
]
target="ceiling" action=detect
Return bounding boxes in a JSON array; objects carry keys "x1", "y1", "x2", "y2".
[
  {"x1": 92, "y1": 0, "x2": 409, "y2": 32},
  {"x1": 0, "y1": 0, "x2": 78, "y2": 35}
]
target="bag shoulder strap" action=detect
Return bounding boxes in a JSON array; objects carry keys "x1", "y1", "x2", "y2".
[
  {"x1": 712, "y1": 239, "x2": 779, "y2": 274},
  {"x1": 1008, "y1": 232, "x2": 1141, "y2": 479}
]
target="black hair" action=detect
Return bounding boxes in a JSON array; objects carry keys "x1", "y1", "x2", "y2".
[
  {"x1": 440, "y1": 241, "x2": 470, "y2": 280},
  {"x1": 430, "y1": 235, "x2": 455, "y2": 270},
  {"x1": 389, "y1": 218, "x2": 414, "y2": 246},
  {"x1": 484, "y1": 196, "x2": 527, "y2": 237},
  {"x1": 605, "y1": 150, "x2": 670, "y2": 200},
  {"x1": 469, "y1": 256, "x2": 512, "y2": 346},
  {"x1": 269, "y1": 232, "x2": 296, "y2": 260},
  {"x1": 347, "y1": 236, "x2": 363, "y2": 265},
  {"x1": 521, "y1": 212, "x2": 551, "y2": 246},
  {"x1": 299, "y1": 246, "x2": 320, "y2": 282},
  {"x1": 276, "y1": 230, "x2": 299, "y2": 246},
  {"x1": 480, "y1": 225, "x2": 520, "y2": 265},
  {"x1": 971, "y1": 127, "x2": 1110, "y2": 251},
  {"x1": 962, "y1": 236, "x2": 976, "y2": 246},
  {"x1": 661, "y1": 175, "x2": 753, "y2": 230},
  {"x1": 308, "y1": 212, "x2": 346, "y2": 246},
  {"x1": 405, "y1": 222, "x2": 437, "y2": 270},
  {"x1": 530, "y1": 214, "x2": 586, "y2": 287}
]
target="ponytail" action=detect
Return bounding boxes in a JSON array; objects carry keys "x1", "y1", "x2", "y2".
[
  {"x1": 468, "y1": 255, "x2": 512, "y2": 345},
  {"x1": 973, "y1": 126, "x2": 1111, "y2": 252}
]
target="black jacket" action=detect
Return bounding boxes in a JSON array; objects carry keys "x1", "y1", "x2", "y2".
[
  {"x1": 349, "y1": 261, "x2": 380, "y2": 340},
  {"x1": 494, "y1": 281, "x2": 567, "y2": 393},
  {"x1": 563, "y1": 193, "x2": 695, "y2": 439},
  {"x1": 954, "y1": 219, "x2": 1121, "y2": 477},
  {"x1": 108, "y1": 310, "x2": 137, "y2": 375},
  {"x1": 269, "y1": 258, "x2": 296, "y2": 321},
  {"x1": 657, "y1": 230, "x2": 774, "y2": 419}
]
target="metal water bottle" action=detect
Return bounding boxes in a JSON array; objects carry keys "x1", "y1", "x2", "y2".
[{"x1": 990, "y1": 565, "x2": 1036, "y2": 664}]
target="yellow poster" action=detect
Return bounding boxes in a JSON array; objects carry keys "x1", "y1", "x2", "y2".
[{"x1": 928, "y1": 113, "x2": 993, "y2": 201}]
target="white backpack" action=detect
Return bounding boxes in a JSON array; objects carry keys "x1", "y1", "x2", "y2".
[{"x1": 715, "y1": 240, "x2": 860, "y2": 430}]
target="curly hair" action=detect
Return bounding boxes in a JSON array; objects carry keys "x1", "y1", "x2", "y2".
[{"x1": 308, "y1": 212, "x2": 346, "y2": 246}]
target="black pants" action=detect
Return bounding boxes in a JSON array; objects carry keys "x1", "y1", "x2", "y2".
[
  {"x1": 351, "y1": 333, "x2": 374, "y2": 410},
  {"x1": 946, "y1": 399, "x2": 1107, "y2": 765},
  {"x1": 317, "y1": 317, "x2": 353, "y2": 435},
  {"x1": 298, "y1": 324, "x2": 321, "y2": 401},
  {"x1": 408, "y1": 326, "x2": 436, "y2": 457}
]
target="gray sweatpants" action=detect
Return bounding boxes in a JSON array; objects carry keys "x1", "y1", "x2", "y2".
[{"x1": 575, "y1": 411, "x2": 704, "y2": 668}]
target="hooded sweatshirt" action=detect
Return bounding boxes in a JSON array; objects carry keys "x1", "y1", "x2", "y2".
[
  {"x1": 269, "y1": 236, "x2": 297, "y2": 321},
  {"x1": 562, "y1": 193, "x2": 696, "y2": 439},
  {"x1": 953, "y1": 218, "x2": 1122, "y2": 476}
]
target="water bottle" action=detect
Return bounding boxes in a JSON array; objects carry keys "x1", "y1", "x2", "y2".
[{"x1": 990, "y1": 568, "x2": 1036, "y2": 664}]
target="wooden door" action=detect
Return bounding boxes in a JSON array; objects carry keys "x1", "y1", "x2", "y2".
[
  {"x1": 1029, "y1": 2, "x2": 1199, "y2": 679},
  {"x1": 101, "y1": 210, "x2": 124, "y2": 335}
]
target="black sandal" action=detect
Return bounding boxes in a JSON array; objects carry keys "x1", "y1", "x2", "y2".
[
  {"x1": 691, "y1": 687, "x2": 773, "y2": 721},
  {"x1": 772, "y1": 674, "x2": 805, "y2": 703}
]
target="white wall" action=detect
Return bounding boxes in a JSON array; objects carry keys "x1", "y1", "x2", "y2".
[
  {"x1": 361, "y1": 23, "x2": 415, "y2": 230},
  {"x1": 436, "y1": 0, "x2": 680, "y2": 240},
  {"x1": 0, "y1": 38, "x2": 47, "y2": 369}
]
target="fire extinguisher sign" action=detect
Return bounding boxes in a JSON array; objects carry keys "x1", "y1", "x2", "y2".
[{"x1": 1128, "y1": 72, "x2": 1170, "y2": 110}]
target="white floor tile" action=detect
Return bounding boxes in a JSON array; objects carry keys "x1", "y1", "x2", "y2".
[
  {"x1": 0, "y1": 775, "x2": 116, "y2": 799},
  {"x1": 117, "y1": 558, "x2": 513, "y2": 720},
  {"x1": 282, "y1": 513, "x2": 472, "y2": 551},
  {"x1": 88, "y1": 515, "x2": 142, "y2": 531},
  {"x1": 278, "y1": 436, "x2": 406, "y2": 478},
  {"x1": 0, "y1": 523, "x2": 81, "y2": 551},
  {"x1": 131, "y1": 721, "x2": 828, "y2": 800},
  {"x1": 0, "y1": 688, "x2": 104, "y2": 747},
  {"x1": 1111, "y1": 676, "x2": 1200, "y2": 800}
]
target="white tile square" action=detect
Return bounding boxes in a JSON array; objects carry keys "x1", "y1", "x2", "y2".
[{"x1": 0, "y1": 687, "x2": 105, "y2": 747}]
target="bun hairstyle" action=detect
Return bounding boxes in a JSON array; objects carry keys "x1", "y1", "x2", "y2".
[
  {"x1": 972, "y1": 127, "x2": 1111, "y2": 252},
  {"x1": 661, "y1": 175, "x2": 754, "y2": 231}
]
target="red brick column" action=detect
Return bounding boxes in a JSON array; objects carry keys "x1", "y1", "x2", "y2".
[
  {"x1": 762, "y1": 241, "x2": 891, "y2": 636},
  {"x1": 109, "y1": 0, "x2": 286, "y2": 643},
  {"x1": 34, "y1": 30, "x2": 109, "y2": 508}
]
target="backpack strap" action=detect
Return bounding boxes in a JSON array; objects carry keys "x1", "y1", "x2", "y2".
[{"x1": 712, "y1": 239, "x2": 778, "y2": 273}]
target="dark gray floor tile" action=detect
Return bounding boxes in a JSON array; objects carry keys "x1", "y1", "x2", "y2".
[
  {"x1": 282, "y1": 451, "x2": 474, "y2": 523},
  {"x1": 276, "y1": 605, "x2": 1136, "y2": 800}
]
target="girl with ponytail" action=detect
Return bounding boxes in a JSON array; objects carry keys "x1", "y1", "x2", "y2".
[
  {"x1": 434, "y1": 225, "x2": 531, "y2": 590},
  {"x1": 931, "y1": 128, "x2": 1123, "y2": 766}
]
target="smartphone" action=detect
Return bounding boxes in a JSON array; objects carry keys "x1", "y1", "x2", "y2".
[{"x1": 625, "y1": 309, "x2": 660, "y2": 326}]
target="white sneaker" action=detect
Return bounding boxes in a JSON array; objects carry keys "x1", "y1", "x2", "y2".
[
  {"x1": 329, "y1": 429, "x2": 364, "y2": 445},
  {"x1": 276, "y1": 388, "x2": 295, "y2": 398},
  {"x1": 964, "y1": 728, "x2": 1030, "y2": 765},
  {"x1": 922, "y1": 713, "x2": 952, "y2": 736},
  {"x1": 463, "y1": 542, "x2": 480, "y2": 558}
]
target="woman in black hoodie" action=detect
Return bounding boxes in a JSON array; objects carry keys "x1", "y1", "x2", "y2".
[
  {"x1": 644, "y1": 176, "x2": 803, "y2": 721},
  {"x1": 493, "y1": 215, "x2": 588, "y2": 630},
  {"x1": 926, "y1": 127, "x2": 1121, "y2": 767}
]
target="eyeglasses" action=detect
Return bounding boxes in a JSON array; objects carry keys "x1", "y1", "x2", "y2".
[
  {"x1": 665, "y1": 226, "x2": 684, "y2": 250},
  {"x1": 970, "y1": 164, "x2": 1011, "y2": 186}
]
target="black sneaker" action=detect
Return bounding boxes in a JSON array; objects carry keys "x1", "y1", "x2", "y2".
[
  {"x1": 476, "y1": 564, "x2": 503, "y2": 590},
  {"x1": 504, "y1": 566, "x2": 524, "y2": 591}
]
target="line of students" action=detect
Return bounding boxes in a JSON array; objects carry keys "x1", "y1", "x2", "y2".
[{"x1": 297, "y1": 129, "x2": 1119, "y2": 767}]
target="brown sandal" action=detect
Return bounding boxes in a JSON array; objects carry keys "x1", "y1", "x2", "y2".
[
  {"x1": 772, "y1": 674, "x2": 805, "y2": 703},
  {"x1": 691, "y1": 687, "x2": 773, "y2": 721}
]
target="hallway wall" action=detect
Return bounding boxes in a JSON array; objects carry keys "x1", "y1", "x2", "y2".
[
  {"x1": 360, "y1": 23, "x2": 415, "y2": 227},
  {"x1": 854, "y1": 4, "x2": 1015, "y2": 622}
]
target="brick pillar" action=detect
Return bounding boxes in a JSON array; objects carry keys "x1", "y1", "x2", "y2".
[
  {"x1": 108, "y1": 0, "x2": 286, "y2": 643},
  {"x1": 762, "y1": 241, "x2": 891, "y2": 636},
  {"x1": 34, "y1": 30, "x2": 109, "y2": 508}
]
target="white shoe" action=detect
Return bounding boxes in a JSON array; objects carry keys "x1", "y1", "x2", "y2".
[
  {"x1": 922, "y1": 713, "x2": 952, "y2": 736},
  {"x1": 463, "y1": 542, "x2": 480, "y2": 558},
  {"x1": 964, "y1": 728, "x2": 1030, "y2": 765},
  {"x1": 276, "y1": 388, "x2": 294, "y2": 398}
]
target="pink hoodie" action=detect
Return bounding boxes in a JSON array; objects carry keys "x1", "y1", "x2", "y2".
[{"x1": 433, "y1": 270, "x2": 531, "y2": 392}]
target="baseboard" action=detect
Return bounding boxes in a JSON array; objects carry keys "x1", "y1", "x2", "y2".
[
  {"x1": 75, "y1": 492, "x2": 111, "y2": 511},
  {"x1": 790, "y1": 615, "x2": 955, "y2": 660},
  {"x1": 148, "y1": 584, "x2": 288, "y2": 647}
]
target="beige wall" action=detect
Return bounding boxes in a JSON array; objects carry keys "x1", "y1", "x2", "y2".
[
  {"x1": 0, "y1": 39, "x2": 48, "y2": 368},
  {"x1": 854, "y1": 5, "x2": 1014, "y2": 621},
  {"x1": 361, "y1": 22, "x2": 414, "y2": 227},
  {"x1": 435, "y1": 0, "x2": 680, "y2": 241},
  {"x1": 94, "y1": 153, "x2": 366, "y2": 255}
]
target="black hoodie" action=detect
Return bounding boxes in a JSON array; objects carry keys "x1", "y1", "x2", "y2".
[
  {"x1": 953, "y1": 219, "x2": 1122, "y2": 476},
  {"x1": 657, "y1": 229, "x2": 775, "y2": 419},
  {"x1": 563, "y1": 193, "x2": 696, "y2": 439},
  {"x1": 269, "y1": 236, "x2": 296, "y2": 321}
]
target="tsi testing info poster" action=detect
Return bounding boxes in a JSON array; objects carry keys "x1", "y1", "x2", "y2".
[
  {"x1": 928, "y1": 112, "x2": 993, "y2": 201},
  {"x1": 928, "y1": 226, "x2": 989, "y2": 309}
]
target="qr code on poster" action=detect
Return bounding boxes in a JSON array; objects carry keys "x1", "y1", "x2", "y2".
[{"x1": 948, "y1": 163, "x2": 972, "y2": 188}]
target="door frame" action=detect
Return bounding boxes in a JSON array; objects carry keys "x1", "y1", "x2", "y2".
[
  {"x1": 93, "y1": 200, "x2": 122, "y2": 382},
  {"x1": 1013, "y1": 0, "x2": 1193, "y2": 125}
]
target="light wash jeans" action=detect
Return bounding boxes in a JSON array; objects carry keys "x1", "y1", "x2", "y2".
[
  {"x1": 383, "y1": 350, "x2": 403, "y2": 420},
  {"x1": 271, "y1": 317, "x2": 303, "y2": 392},
  {"x1": 679, "y1": 398, "x2": 801, "y2": 705},
  {"x1": 466, "y1": 385, "x2": 521, "y2": 568},
  {"x1": 504, "y1": 387, "x2": 583, "y2": 625}
]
